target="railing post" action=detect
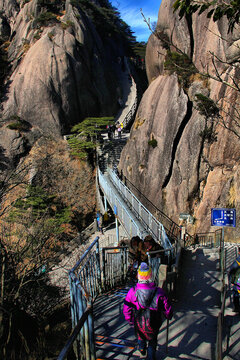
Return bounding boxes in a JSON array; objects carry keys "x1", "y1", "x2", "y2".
[
  {"x1": 115, "y1": 215, "x2": 119, "y2": 245},
  {"x1": 104, "y1": 195, "x2": 107, "y2": 213},
  {"x1": 69, "y1": 272, "x2": 75, "y2": 329},
  {"x1": 121, "y1": 249, "x2": 124, "y2": 283},
  {"x1": 124, "y1": 246, "x2": 128, "y2": 276},
  {"x1": 76, "y1": 282, "x2": 85, "y2": 358},
  {"x1": 82, "y1": 296, "x2": 91, "y2": 360},
  {"x1": 88, "y1": 301, "x2": 96, "y2": 360},
  {"x1": 96, "y1": 239, "x2": 102, "y2": 293},
  {"x1": 102, "y1": 248, "x2": 106, "y2": 291},
  {"x1": 215, "y1": 313, "x2": 222, "y2": 360}
]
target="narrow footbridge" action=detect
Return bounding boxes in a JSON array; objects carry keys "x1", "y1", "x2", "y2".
[{"x1": 97, "y1": 167, "x2": 173, "y2": 249}]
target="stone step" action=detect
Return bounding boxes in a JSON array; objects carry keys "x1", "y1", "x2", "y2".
[{"x1": 95, "y1": 334, "x2": 136, "y2": 360}]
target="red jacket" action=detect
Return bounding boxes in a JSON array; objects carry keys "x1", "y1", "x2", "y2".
[{"x1": 123, "y1": 282, "x2": 172, "y2": 326}]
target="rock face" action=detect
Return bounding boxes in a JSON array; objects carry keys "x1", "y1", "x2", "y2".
[
  {"x1": 0, "y1": 0, "x2": 128, "y2": 171},
  {"x1": 119, "y1": 0, "x2": 240, "y2": 239}
]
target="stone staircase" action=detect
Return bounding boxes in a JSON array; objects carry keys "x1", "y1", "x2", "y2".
[{"x1": 98, "y1": 132, "x2": 129, "y2": 173}]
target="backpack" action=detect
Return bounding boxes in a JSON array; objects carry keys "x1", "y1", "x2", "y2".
[
  {"x1": 233, "y1": 267, "x2": 240, "y2": 293},
  {"x1": 236, "y1": 276, "x2": 240, "y2": 293},
  {"x1": 134, "y1": 289, "x2": 161, "y2": 340}
]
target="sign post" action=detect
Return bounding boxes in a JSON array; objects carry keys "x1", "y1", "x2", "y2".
[
  {"x1": 211, "y1": 208, "x2": 236, "y2": 227},
  {"x1": 211, "y1": 208, "x2": 236, "y2": 248}
]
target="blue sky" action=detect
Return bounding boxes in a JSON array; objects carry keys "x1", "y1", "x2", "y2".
[{"x1": 110, "y1": 0, "x2": 161, "y2": 42}]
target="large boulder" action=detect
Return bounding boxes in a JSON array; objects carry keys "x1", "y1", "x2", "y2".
[{"x1": 0, "y1": 122, "x2": 42, "y2": 170}]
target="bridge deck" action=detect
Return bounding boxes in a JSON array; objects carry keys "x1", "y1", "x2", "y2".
[{"x1": 93, "y1": 247, "x2": 240, "y2": 360}]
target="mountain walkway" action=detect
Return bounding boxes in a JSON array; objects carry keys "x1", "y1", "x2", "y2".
[
  {"x1": 93, "y1": 245, "x2": 240, "y2": 360},
  {"x1": 56, "y1": 59, "x2": 240, "y2": 360}
]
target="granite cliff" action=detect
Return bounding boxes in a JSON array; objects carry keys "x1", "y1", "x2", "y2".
[
  {"x1": 118, "y1": 0, "x2": 240, "y2": 239},
  {"x1": 0, "y1": 0, "x2": 132, "y2": 170}
]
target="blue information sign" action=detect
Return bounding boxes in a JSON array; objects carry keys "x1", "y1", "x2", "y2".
[{"x1": 211, "y1": 208, "x2": 236, "y2": 227}]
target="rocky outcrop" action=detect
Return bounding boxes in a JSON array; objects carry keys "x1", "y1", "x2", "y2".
[
  {"x1": 0, "y1": 0, "x2": 130, "y2": 173},
  {"x1": 119, "y1": 0, "x2": 240, "y2": 239},
  {"x1": 1, "y1": 0, "x2": 122, "y2": 133},
  {"x1": 0, "y1": 124, "x2": 41, "y2": 170}
]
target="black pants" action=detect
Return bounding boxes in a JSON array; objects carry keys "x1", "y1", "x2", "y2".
[{"x1": 135, "y1": 325, "x2": 160, "y2": 360}]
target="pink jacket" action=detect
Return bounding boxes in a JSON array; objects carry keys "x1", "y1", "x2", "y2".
[{"x1": 123, "y1": 282, "x2": 172, "y2": 325}]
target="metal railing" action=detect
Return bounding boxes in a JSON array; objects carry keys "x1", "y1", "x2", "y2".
[
  {"x1": 215, "y1": 229, "x2": 224, "y2": 247},
  {"x1": 120, "y1": 58, "x2": 138, "y2": 129},
  {"x1": 106, "y1": 168, "x2": 173, "y2": 250},
  {"x1": 215, "y1": 228, "x2": 227, "y2": 360},
  {"x1": 195, "y1": 232, "x2": 215, "y2": 247},
  {"x1": 224, "y1": 244, "x2": 240, "y2": 271},
  {"x1": 58, "y1": 238, "x2": 130, "y2": 360},
  {"x1": 102, "y1": 246, "x2": 129, "y2": 291},
  {"x1": 98, "y1": 168, "x2": 148, "y2": 240},
  {"x1": 124, "y1": 176, "x2": 180, "y2": 242},
  {"x1": 219, "y1": 230, "x2": 225, "y2": 278},
  {"x1": 185, "y1": 229, "x2": 223, "y2": 248},
  {"x1": 58, "y1": 237, "x2": 101, "y2": 360},
  {"x1": 183, "y1": 233, "x2": 195, "y2": 247},
  {"x1": 151, "y1": 242, "x2": 181, "y2": 294},
  {"x1": 121, "y1": 93, "x2": 137, "y2": 128},
  {"x1": 215, "y1": 284, "x2": 227, "y2": 360},
  {"x1": 216, "y1": 242, "x2": 240, "y2": 359}
]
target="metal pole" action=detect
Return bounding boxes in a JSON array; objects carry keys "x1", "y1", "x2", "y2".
[
  {"x1": 88, "y1": 301, "x2": 96, "y2": 360},
  {"x1": 96, "y1": 239, "x2": 102, "y2": 293},
  {"x1": 83, "y1": 296, "x2": 90, "y2": 360},
  {"x1": 121, "y1": 249, "x2": 124, "y2": 283},
  {"x1": 102, "y1": 249, "x2": 106, "y2": 291},
  {"x1": 124, "y1": 247, "x2": 128, "y2": 276},
  {"x1": 115, "y1": 216, "x2": 119, "y2": 245},
  {"x1": 104, "y1": 195, "x2": 107, "y2": 213},
  {"x1": 77, "y1": 284, "x2": 85, "y2": 359},
  {"x1": 69, "y1": 273, "x2": 75, "y2": 329},
  {"x1": 166, "y1": 318, "x2": 169, "y2": 354}
]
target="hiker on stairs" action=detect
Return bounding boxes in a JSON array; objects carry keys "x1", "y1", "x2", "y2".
[
  {"x1": 228, "y1": 246, "x2": 240, "y2": 314},
  {"x1": 123, "y1": 262, "x2": 172, "y2": 359}
]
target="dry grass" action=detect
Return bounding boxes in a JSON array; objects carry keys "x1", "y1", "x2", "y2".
[
  {"x1": 228, "y1": 183, "x2": 236, "y2": 208},
  {"x1": 127, "y1": 165, "x2": 132, "y2": 175},
  {"x1": 133, "y1": 115, "x2": 146, "y2": 130},
  {"x1": 189, "y1": 72, "x2": 209, "y2": 89}
]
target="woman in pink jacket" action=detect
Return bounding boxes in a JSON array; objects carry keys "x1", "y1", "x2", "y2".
[{"x1": 123, "y1": 262, "x2": 172, "y2": 359}]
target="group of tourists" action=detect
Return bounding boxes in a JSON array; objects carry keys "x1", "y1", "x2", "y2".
[
  {"x1": 120, "y1": 234, "x2": 166, "y2": 267},
  {"x1": 106, "y1": 122, "x2": 123, "y2": 140}
]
